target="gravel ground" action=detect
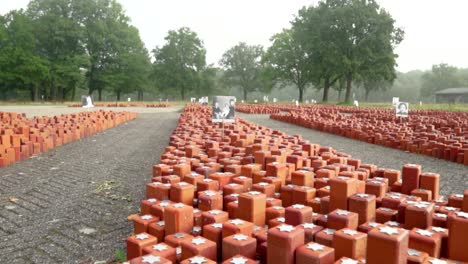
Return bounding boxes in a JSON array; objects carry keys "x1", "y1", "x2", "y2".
[
  {"x1": 0, "y1": 105, "x2": 182, "y2": 117},
  {"x1": 0, "y1": 111, "x2": 179, "y2": 263},
  {"x1": 239, "y1": 113, "x2": 468, "y2": 196}
]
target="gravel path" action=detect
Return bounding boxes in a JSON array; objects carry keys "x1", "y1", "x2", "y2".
[
  {"x1": 239, "y1": 113, "x2": 468, "y2": 196},
  {"x1": 0, "y1": 112, "x2": 179, "y2": 263}
]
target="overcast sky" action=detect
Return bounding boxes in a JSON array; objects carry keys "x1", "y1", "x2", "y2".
[{"x1": 1, "y1": 0, "x2": 468, "y2": 72}]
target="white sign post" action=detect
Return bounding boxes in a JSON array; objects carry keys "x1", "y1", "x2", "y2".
[
  {"x1": 395, "y1": 102, "x2": 409, "y2": 117},
  {"x1": 392, "y1": 97, "x2": 399, "y2": 107}
]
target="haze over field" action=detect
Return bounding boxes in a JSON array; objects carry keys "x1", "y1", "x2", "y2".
[{"x1": 2, "y1": 0, "x2": 468, "y2": 73}]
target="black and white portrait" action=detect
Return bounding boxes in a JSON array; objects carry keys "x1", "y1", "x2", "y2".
[
  {"x1": 212, "y1": 96, "x2": 236, "y2": 123},
  {"x1": 396, "y1": 102, "x2": 409, "y2": 117}
]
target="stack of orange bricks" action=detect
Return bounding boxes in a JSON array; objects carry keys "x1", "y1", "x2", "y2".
[
  {"x1": 237, "y1": 104, "x2": 468, "y2": 165},
  {"x1": 68, "y1": 103, "x2": 171, "y2": 108},
  {"x1": 0, "y1": 110, "x2": 137, "y2": 167},
  {"x1": 126, "y1": 105, "x2": 468, "y2": 264}
]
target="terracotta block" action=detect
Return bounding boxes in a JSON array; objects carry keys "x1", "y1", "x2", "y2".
[
  {"x1": 146, "y1": 182, "x2": 171, "y2": 200},
  {"x1": 419, "y1": 173, "x2": 440, "y2": 200},
  {"x1": 180, "y1": 237, "x2": 217, "y2": 261},
  {"x1": 402, "y1": 164, "x2": 422, "y2": 195},
  {"x1": 209, "y1": 172, "x2": 235, "y2": 190},
  {"x1": 223, "y1": 183, "x2": 244, "y2": 196},
  {"x1": 183, "y1": 172, "x2": 205, "y2": 187},
  {"x1": 203, "y1": 223, "x2": 223, "y2": 257},
  {"x1": 198, "y1": 190, "x2": 223, "y2": 211},
  {"x1": 316, "y1": 169, "x2": 336, "y2": 179},
  {"x1": 161, "y1": 175, "x2": 181, "y2": 184},
  {"x1": 201, "y1": 210, "x2": 229, "y2": 226},
  {"x1": 432, "y1": 213, "x2": 448, "y2": 228},
  {"x1": 366, "y1": 226, "x2": 409, "y2": 264},
  {"x1": 284, "y1": 204, "x2": 313, "y2": 226},
  {"x1": 173, "y1": 163, "x2": 191, "y2": 178},
  {"x1": 164, "y1": 232, "x2": 194, "y2": 248},
  {"x1": 195, "y1": 166, "x2": 216, "y2": 178},
  {"x1": 170, "y1": 182, "x2": 195, "y2": 205},
  {"x1": 447, "y1": 211, "x2": 468, "y2": 261},
  {"x1": 292, "y1": 186, "x2": 316, "y2": 205},
  {"x1": 332, "y1": 228, "x2": 367, "y2": 260},
  {"x1": 255, "y1": 150, "x2": 271, "y2": 169},
  {"x1": 315, "y1": 228, "x2": 335, "y2": 247},
  {"x1": 422, "y1": 257, "x2": 457, "y2": 264},
  {"x1": 128, "y1": 254, "x2": 172, "y2": 264},
  {"x1": 222, "y1": 219, "x2": 254, "y2": 238},
  {"x1": 382, "y1": 192, "x2": 407, "y2": 210},
  {"x1": 291, "y1": 170, "x2": 315, "y2": 187},
  {"x1": 383, "y1": 169, "x2": 401, "y2": 187},
  {"x1": 197, "y1": 178, "x2": 220, "y2": 192},
  {"x1": 263, "y1": 176, "x2": 283, "y2": 192},
  {"x1": 307, "y1": 197, "x2": 322, "y2": 213},
  {"x1": 298, "y1": 222, "x2": 324, "y2": 243},
  {"x1": 348, "y1": 193, "x2": 376, "y2": 225},
  {"x1": 226, "y1": 201, "x2": 239, "y2": 219},
  {"x1": 134, "y1": 214, "x2": 159, "y2": 234},
  {"x1": 150, "y1": 200, "x2": 173, "y2": 221},
  {"x1": 280, "y1": 184, "x2": 296, "y2": 207},
  {"x1": 164, "y1": 203, "x2": 194, "y2": 235},
  {"x1": 411, "y1": 189, "x2": 432, "y2": 202},
  {"x1": 148, "y1": 221, "x2": 166, "y2": 243},
  {"x1": 252, "y1": 182, "x2": 275, "y2": 198},
  {"x1": 240, "y1": 163, "x2": 261, "y2": 177},
  {"x1": 317, "y1": 186, "x2": 331, "y2": 198},
  {"x1": 406, "y1": 249, "x2": 429, "y2": 264},
  {"x1": 295, "y1": 242, "x2": 335, "y2": 264},
  {"x1": 358, "y1": 221, "x2": 383, "y2": 233},
  {"x1": 365, "y1": 179, "x2": 387, "y2": 198},
  {"x1": 222, "y1": 233, "x2": 257, "y2": 261},
  {"x1": 141, "y1": 198, "x2": 159, "y2": 215},
  {"x1": 266, "y1": 197, "x2": 283, "y2": 207},
  {"x1": 405, "y1": 202, "x2": 435, "y2": 230},
  {"x1": 328, "y1": 209, "x2": 359, "y2": 230},
  {"x1": 409, "y1": 228, "x2": 442, "y2": 258},
  {"x1": 329, "y1": 177, "x2": 358, "y2": 211},
  {"x1": 142, "y1": 243, "x2": 177, "y2": 263},
  {"x1": 252, "y1": 170, "x2": 267, "y2": 184},
  {"x1": 266, "y1": 206, "x2": 285, "y2": 224},
  {"x1": 266, "y1": 162, "x2": 288, "y2": 184},
  {"x1": 375, "y1": 207, "x2": 398, "y2": 223},
  {"x1": 237, "y1": 191, "x2": 266, "y2": 226},
  {"x1": 315, "y1": 178, "x2": 330, "y2": 189},
  {"x1": 221, "y1": 255, "x2": 257, "y2": 264},
  {"x1": 127, "y1": 233, "x2": 158, "y2": 260},
  {"x1": 225, "y1": 164, "x2": 242, "y2": 177},
  {"x1": 153, "y1": 164, "x2": 171, "y2": 177},
  {"x1": 448, "y1": 194, "x2": 464, "y2": 209},
  {"x1": 232, "y1": 176, "x2": 252, "y2": 192},
  {"x1": 267, "y1": 224, "x2": 304, "y2": 264}
]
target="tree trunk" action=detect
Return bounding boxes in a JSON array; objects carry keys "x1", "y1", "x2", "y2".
[
  {"x1": 71, "y1": 85, "x2": 76, "y2": 101},
  {"x1": 322, "y1": 77, "x2": 330, "y2": 102},
  {"x1": 181, "y1": 87, "x2": 185, "y2": 100},
  {"x1": 298, "y1": 86, "x2": 304, "y2": 103},
  {"x1": 98, "y1": 88, "x2": 102, "y2": 101},
  {"x1": 117, "y1": 90, "x2": 121, "y2": 101},
  {"x1": 338, "y1": 90, "x2": 342, "y2": 101},
  {"x1": 138, "y1": 90, "x2": 143, "y2": 101},
  {"x1": 243, "y1": 88, "x2": 247, "y2": 101},
  {"x1": 344, "y1": 73, "x2": 353, "y2": 103},
  {"x1": 365, "y1": 89, "x2": 370, "y2": 102}
]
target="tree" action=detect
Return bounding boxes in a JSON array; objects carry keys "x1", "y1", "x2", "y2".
[
  {"x1": 421, "y1": 63, "x2": 462, "y2": 100},
  {"x1": 263, "y1": 28, "x2": 314, "y2": 102},
  {"x1": 293, "y1": 0, "x2": 403, "y2": 103},
  {"x1": 0, "y1": 10, "x2": 49, "y2": 101},
  {"x1": 27, "y1": 0, "x2": 88, "y2": 101},
  {"x1": 219, "y1": 42, "x2": 264, "y2": 101},
  {"x1": 152, "y1": 27, "x2": 207, "y2": 100}
]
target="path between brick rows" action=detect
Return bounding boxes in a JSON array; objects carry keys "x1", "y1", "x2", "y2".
[
  {"x1": 239, "y1": 113, "x2": 468, "y2": 196},
  {"x1": 0, "y1": 112, "x2": 179, "y2": 263}
]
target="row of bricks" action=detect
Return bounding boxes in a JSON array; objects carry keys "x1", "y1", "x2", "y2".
[
  {"x1": 236, "y1": 103, "x2": 468, "y2": 165},
  {"x1": 126, "y1": 104, "x2": 468, "y2": 264},
  {"x1": 68, "y1": 103, "x2": 171, "y2": 107},
  {"x1": 0, "y1": 110, "x2": 137, "y2": 167}
]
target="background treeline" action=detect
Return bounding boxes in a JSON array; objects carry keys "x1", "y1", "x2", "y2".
[{"x1": 1, "y1": 0, "x2": 467, "y2": 103}]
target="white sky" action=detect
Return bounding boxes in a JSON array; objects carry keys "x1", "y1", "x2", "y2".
[{"x1": 1, "y1": 0, "x2": 468, "y2": 72}]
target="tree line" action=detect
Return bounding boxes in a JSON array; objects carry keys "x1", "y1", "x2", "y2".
[{"x1": 1, "y1": 0, "x2": 466, "y2": 103}]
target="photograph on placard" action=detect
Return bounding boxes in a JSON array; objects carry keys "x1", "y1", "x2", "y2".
[
  {"x1": 212, "y1": 96, "x2": 236, "y2": 123},
  {"x1": 396, "y1": 102, "x2": 409, "y2": 117}
]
